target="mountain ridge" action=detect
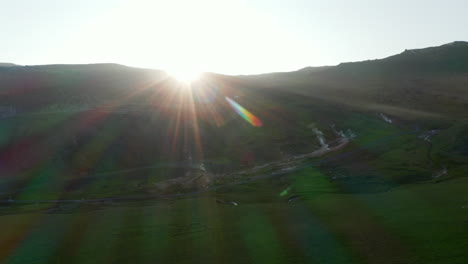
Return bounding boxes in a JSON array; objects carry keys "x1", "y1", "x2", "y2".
[
  {"x1": 0, "y1": 62, "x2": 18, "y2": 67},
  {"x1": 2, "y1": 41, "x2": 467, "y2": 75}
]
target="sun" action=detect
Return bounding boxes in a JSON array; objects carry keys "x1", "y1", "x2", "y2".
[{"x1": 165, "y1": 68, "x2": 201, "y2": 83}]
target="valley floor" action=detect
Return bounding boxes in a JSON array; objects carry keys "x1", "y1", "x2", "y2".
[{"x1": 0, "y1": 174, "x2": 466, "y2": 264}]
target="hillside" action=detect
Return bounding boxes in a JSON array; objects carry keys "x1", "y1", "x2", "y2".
[
  {"x1": 238, "y1": 41, "x2": 468, "y2": 119},
  {"x1": 1, "y1": 42, "x2": 468, "y2": 264},
  {"x1": 0, "y1": 42, "x2": 467, "y2": 200},
  {"x1": 0, "y1": 63, "x2": 17, "y2": 67}
]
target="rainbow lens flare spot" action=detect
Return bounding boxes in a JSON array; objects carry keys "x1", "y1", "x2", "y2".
[{"x1": 226, "y1": 97, "x2": 263, "y2": 127}]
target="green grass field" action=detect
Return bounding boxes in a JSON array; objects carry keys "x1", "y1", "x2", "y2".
[{"x1": 1, "y1": 173, "x2": 466, "y2": 264}]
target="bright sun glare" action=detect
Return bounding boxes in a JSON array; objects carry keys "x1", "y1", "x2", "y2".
[{"x1": 166, "y1": 68, "x2": 201, "y2": 83}]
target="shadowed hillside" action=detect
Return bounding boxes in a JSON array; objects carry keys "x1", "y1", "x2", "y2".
[
  {"x1": 1, "y1": 42, "x2": 467, "y2": 264},
  {"x1": 1, "y1": 42, "x2": 467, "y2": 200}
]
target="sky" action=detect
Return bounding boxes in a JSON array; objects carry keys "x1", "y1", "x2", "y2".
[{"x1": 1, "y1": 0, "x2": 467, "y2": 75}]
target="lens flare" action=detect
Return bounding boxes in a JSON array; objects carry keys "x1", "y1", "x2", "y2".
[{"x1": 225, "y1": 97, "x2": 262, "y2": 127}]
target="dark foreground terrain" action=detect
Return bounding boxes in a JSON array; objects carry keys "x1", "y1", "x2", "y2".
[{"x1": 0, "y1": 42, "x2": 467, "y2": 263}]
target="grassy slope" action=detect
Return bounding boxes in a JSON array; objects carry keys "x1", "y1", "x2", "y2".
[{"x1": 1, "y1": 43, "x2": 467, "y2": 263}]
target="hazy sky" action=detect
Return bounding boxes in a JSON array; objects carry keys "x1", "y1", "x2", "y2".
[{"x1": 1, "y1": 0, "x2": 467, "y2": 75}]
